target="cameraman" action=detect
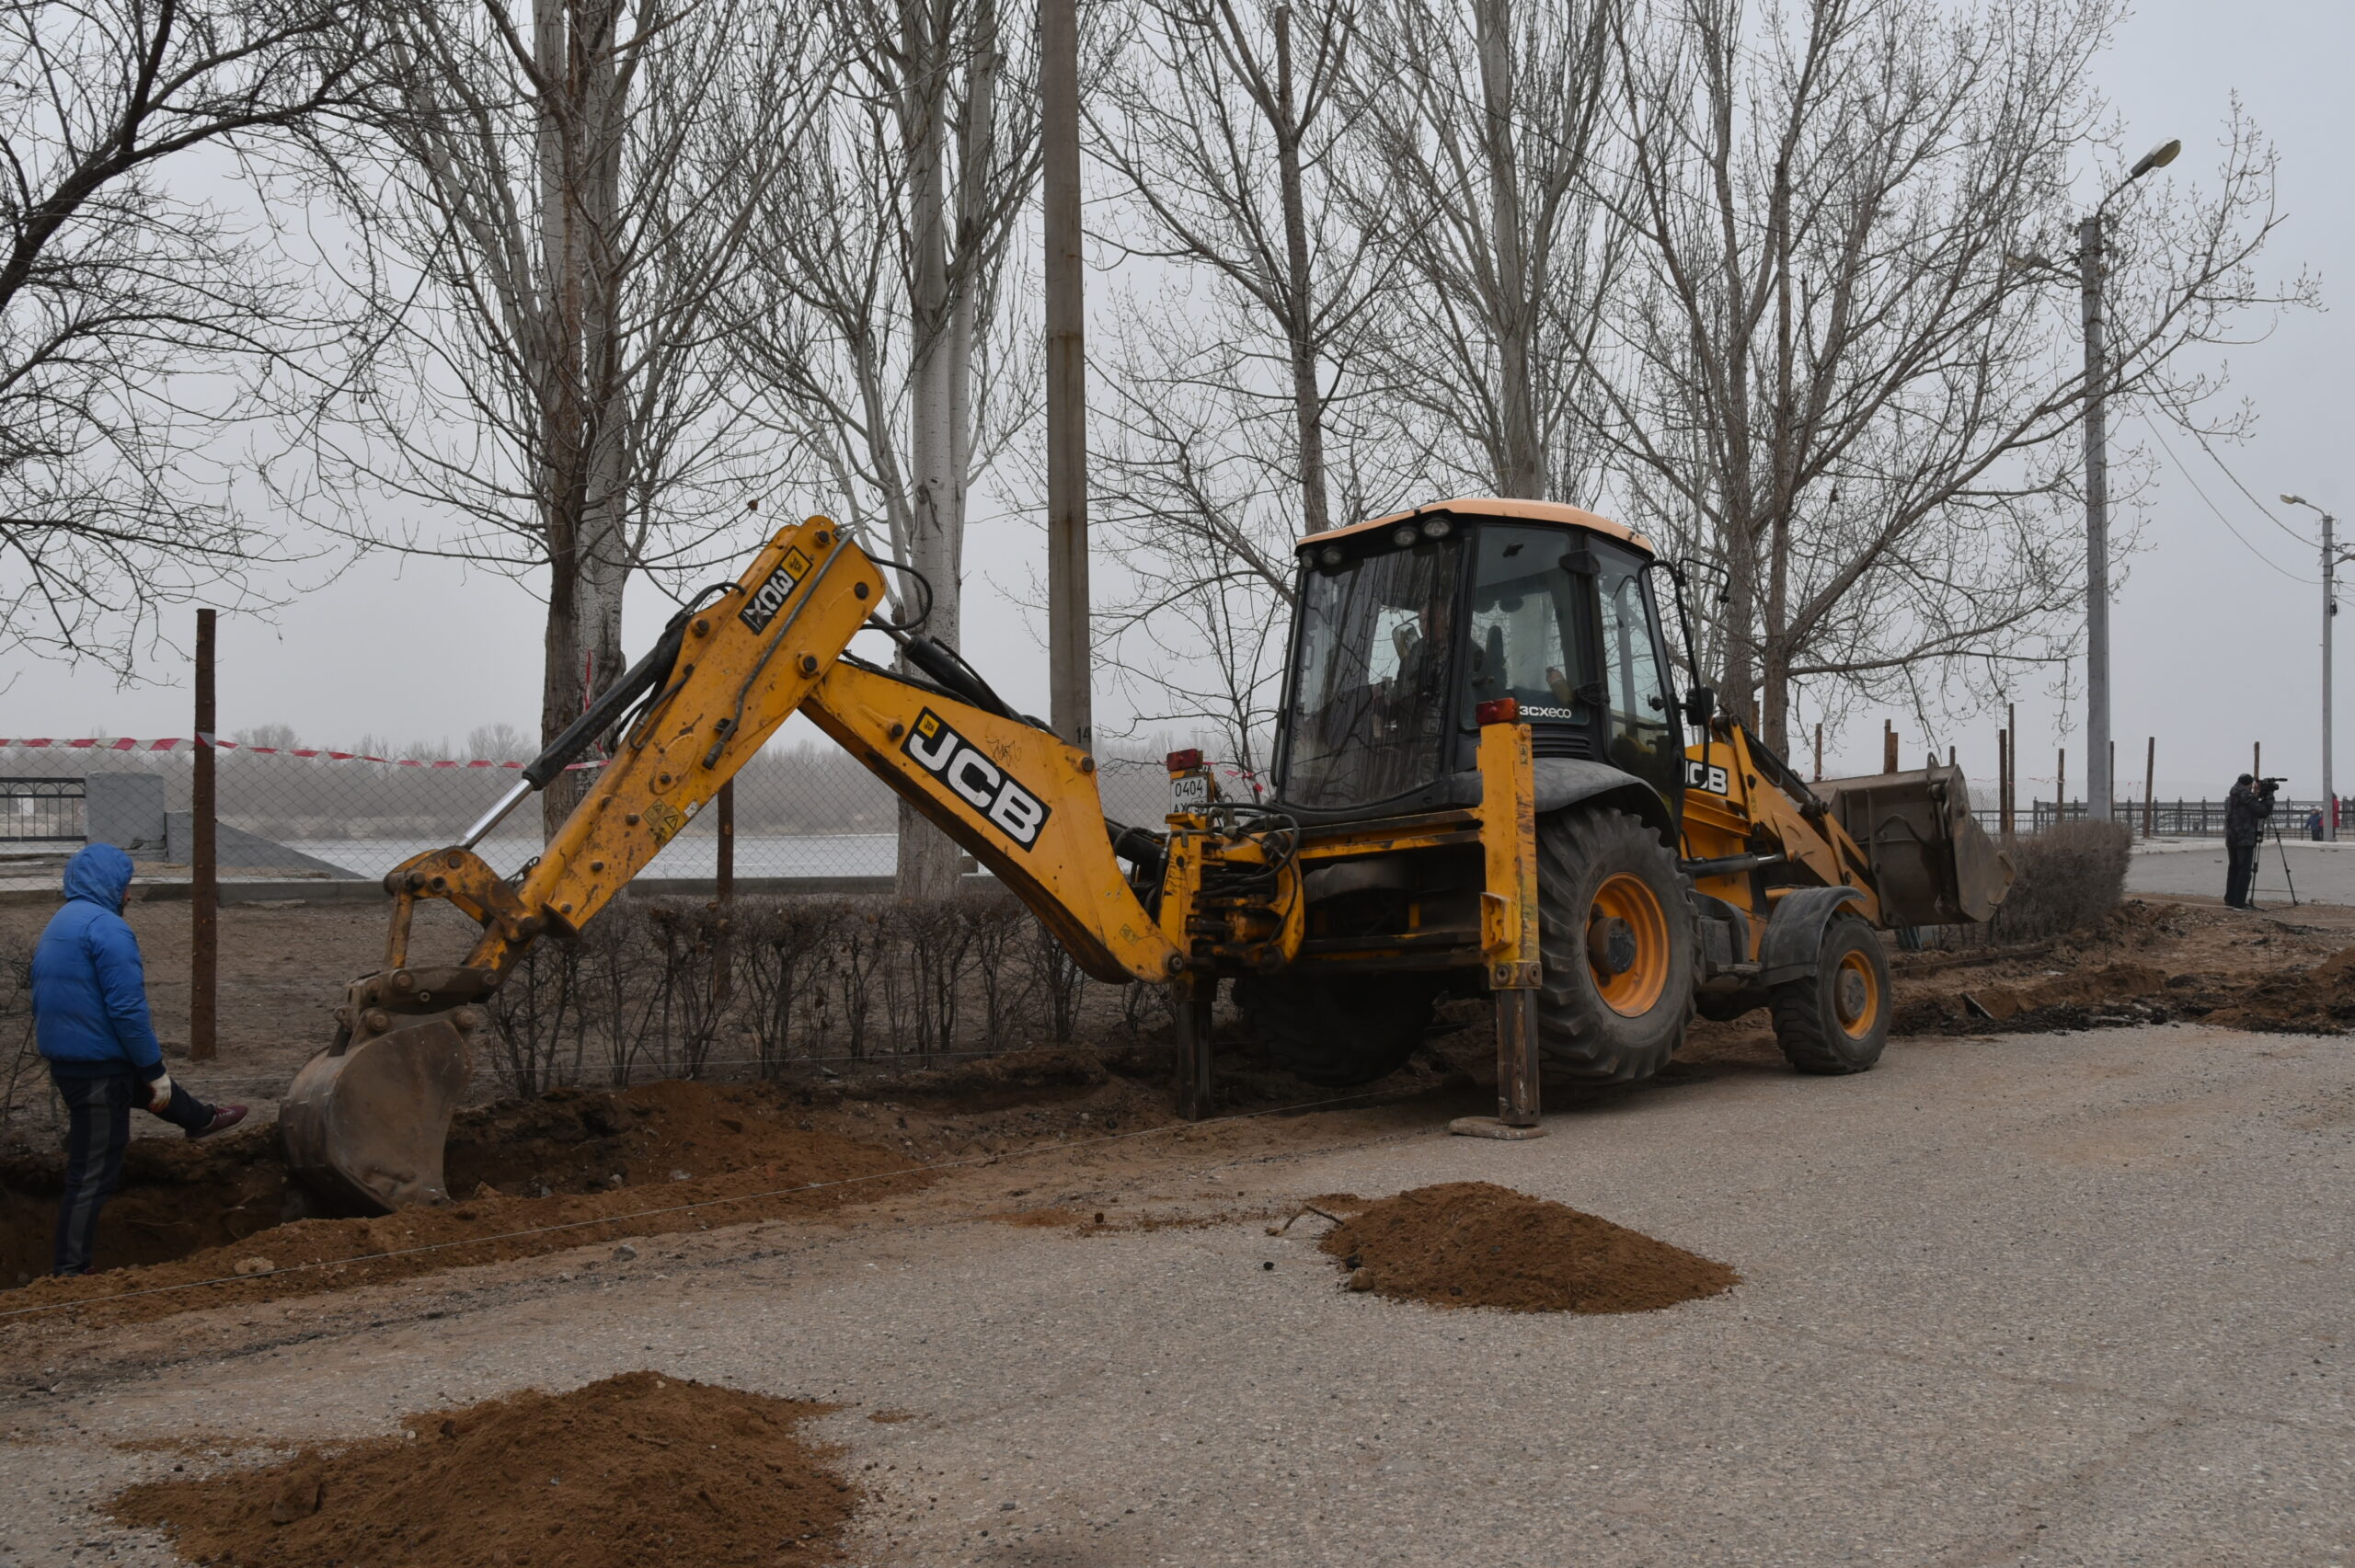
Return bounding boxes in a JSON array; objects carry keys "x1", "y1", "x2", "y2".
[{"x1": 2224, "y1": 773, "x2": 2276, "y2": 910}]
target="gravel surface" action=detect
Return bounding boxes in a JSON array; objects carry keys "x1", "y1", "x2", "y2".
[{"x1": 3, "y1": 1021, "x2": 2351, "y2": 1566}]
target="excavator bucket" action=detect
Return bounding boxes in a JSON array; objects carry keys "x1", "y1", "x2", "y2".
[
  {"x1": 281, "y1": 1013, "x2": 476, "y2": 1214},
  {"x1": 1816, "y1": 761, "x2": 2014, "y2": 927}
]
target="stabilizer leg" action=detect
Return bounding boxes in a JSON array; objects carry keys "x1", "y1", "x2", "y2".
[
  {"x1": 1173, "y1": 973, "x2": 1214, "y2": 1121},
  {"x1": 1451, "y1": 987, "x2": 1547, "y2": 1140}
]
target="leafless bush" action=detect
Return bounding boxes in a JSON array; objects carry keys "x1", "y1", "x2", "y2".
[
  {"x1": 646, "y1": 906, "x2": 729, "y2": 1080},
  {"x1": 733, "y1": 898, "x2": 844, "y2": 1076},
  {"x1": 1991, "y1": 821, "x2": 2132, "y2": 942},
  {"x1": 486, "y1": 926, "x2": 586, "y2": 1097},
  {"x1": 0, "y1": 935, "x2": 39, "y2": 1138},
  {"x1": 475, "y1": 891, "x2": 1143, "y2": 1093}
]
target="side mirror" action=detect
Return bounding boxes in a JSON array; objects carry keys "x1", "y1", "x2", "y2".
[{"x1": 1682, "y1": 685, "x2": 1717, "y2": 729}]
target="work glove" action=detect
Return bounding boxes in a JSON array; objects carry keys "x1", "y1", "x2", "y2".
[{"x1": 144, "y1": 1070, "x2": 174, "y2": 1116}]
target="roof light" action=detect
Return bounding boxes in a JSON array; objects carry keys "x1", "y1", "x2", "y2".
[
  {"x1": 1392, "y1": 525, "x2": 1419, "y2": 548},
  {"x1": 1420, "y1": 516, "x2": 1453, "y2": 539},
  {"x1": 1318, "y1": 545, "x2": 1343, "y2": 567},
  {"x1": 1475, "y1": 698, "x2": 1521, "y2": 727},
  {"x1": 1166, "y1": 748, "x2": 1204, "y2": 773}
]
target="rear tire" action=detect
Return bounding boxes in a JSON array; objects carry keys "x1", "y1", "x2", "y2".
[
  {"x1": 1770, "y1": 913, "x2": 1891, "y2": 1074},
  {"x1": 1534, "y1": 808, "x2": 1695, "y2": 1082},
  {"x1": 1235, "y1": 971, "x2": 1436, "y2": 1087}
]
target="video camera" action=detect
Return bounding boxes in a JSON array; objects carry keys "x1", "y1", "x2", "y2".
[{"x1": 2258, "y1": 776, "x2": 2286, "y2": 795}]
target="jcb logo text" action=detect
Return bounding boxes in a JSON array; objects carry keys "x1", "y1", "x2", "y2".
[{"x1": 902, "y1": 709, "x2": 1051, "y2": 850}]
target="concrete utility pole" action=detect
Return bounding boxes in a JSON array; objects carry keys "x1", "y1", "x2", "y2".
[
  {"x1": 1042, "y1": 0, "x2": 1090, "y2": 750},
  {"x1": 2068, "y1": 137, "x2": 2178, "y2": 824},
  {"x1": 2283, "y1": 494, "x2": 2344, "y2": 840}
]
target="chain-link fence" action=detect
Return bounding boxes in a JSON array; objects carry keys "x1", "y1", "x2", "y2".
[{"x1": 0, "y1": 735, "x2": 1208, "y2": 891}]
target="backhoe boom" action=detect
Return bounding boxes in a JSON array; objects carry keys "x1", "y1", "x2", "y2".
[{"x1": 284, "y1": 516, "x2": 1180, "y2": 1212}]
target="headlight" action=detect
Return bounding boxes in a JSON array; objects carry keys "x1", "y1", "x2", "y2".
[
  {"x1": 1392, "y1": 525, "x2": 1418, "y2": 548},
  {"x1": 1420, "y1": 516, "x2": 1452, "y2": 539},
  {"x1": 1318, "y1": 545, "x2": 1343, "y2": 567}
]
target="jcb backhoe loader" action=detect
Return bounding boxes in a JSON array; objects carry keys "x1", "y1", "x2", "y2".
[{"x1": 282, "y1": 498, "x2": 2011, "y2": 1211}]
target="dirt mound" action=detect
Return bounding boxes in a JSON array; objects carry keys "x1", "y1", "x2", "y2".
[
  {"x1": 1318, "y1": 1182, "x2": 1737, "y2": 1313},
  {"x1": 1897, "y1": 945, "x2": 2355, "y2": 1039},
  {"x1": 0, "y1": 1080, "x2": 926, "y2": 1322},
  {"x1": 110, "y1": 1371, "x2": 856, "y2": 1566}
]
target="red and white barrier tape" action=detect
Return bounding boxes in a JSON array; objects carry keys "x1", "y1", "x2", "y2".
[{"x1": 0, "y1": 737, "x2": 603, "y2": 771}]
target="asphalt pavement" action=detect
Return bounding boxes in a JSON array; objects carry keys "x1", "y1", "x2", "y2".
[
  {"x1": 2131, "y1": 838, "x2": 2355, "y2": 908},
  {"x1": 4, "y1": 1020, "x2": 2352, "y2": 1566}
]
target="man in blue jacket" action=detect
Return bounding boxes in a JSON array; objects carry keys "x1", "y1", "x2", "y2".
[{"x1": 33, "y1": 842, "x2": 246, "y2": 1275}]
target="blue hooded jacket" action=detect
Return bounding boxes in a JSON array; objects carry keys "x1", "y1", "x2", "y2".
[{"x1": 32, "y1": 843, "x2": 164, "y2": 1078}]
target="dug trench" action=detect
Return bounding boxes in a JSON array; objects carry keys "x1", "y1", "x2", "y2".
[{"x1": 0, "y1": 1039, "x2": 1490, "y2": 1325}]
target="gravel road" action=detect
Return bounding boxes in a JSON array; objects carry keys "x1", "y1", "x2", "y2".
[{"x1": 4, "y1": 1020, "x2": 2351, "y2": 1566}]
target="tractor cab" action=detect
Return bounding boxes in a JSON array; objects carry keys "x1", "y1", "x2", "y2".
[{"x1": 1275, "y1": 498, "x2": 1687, "y2": 821}]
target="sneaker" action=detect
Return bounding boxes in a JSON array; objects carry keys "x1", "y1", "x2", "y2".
[{"x1": 188, "y1": 1104, "x2": 248, "y2": 1139}]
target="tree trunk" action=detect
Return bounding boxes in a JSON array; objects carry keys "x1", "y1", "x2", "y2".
[
  {"x1": 896, "y1": 0, "x2": 966, "y2": 901},
  {"x1": 532, "y1": 0, "x2": 634, "y2": 837},
  {"x1": 1474, "y1": 0, "x2": 1540, "y2": 500},
  {"x1": 1273, "y1": 6, "x2": 1327, "y2": 536},
  {"x1": 1717, "y1": 511, "x2": 1760, "y2": 734}
]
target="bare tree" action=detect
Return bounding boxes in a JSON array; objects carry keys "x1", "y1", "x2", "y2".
[
  {"x1": 1086, "y1": 0, "x2": 1436, "y2": 770},
  {"x1": 1590, "y1": 0, "x2": 2307, "y2": 751},
  {"x1": 730, "y1": 0, "x2": 1040, "y2": 896},
  {"x1": 1093, "y1": 0, "x2": 1390, "y2": 537},
  {"x1": 0, "y1": 0, "x2": 374, "y2": 675},
  {"x1": 295, "y1": 0, "x2": 819, "y2": 826},
  {"x1": 1340, "y1": 0, "x2": 1625, "y2": 499}
]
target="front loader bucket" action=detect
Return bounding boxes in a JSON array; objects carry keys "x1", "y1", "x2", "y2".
[
  {"x1": 281, "y1": 1013, "x2": 476, "y2": 1214},
  {"x1": 1817, "y1": 762, "x2": 2014, "y2": 927}
]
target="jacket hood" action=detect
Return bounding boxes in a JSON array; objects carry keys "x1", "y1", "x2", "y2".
[{"x1": 63, "y1": 842, "x2": 133, "y2": 911}]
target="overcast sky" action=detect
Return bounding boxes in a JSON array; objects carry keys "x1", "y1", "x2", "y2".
[{"x1": 5, "y1": 0, "x2": 2348, "y2": 804}]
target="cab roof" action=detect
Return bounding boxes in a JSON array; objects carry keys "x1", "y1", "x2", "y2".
[{"x1": 1303, "y1": 497, "x2": 1655, "y2": 555}]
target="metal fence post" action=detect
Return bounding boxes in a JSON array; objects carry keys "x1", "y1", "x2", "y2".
[
  {"x1": 191, "y1": 609, "x2": 217, "y2": 1063},
  {"x1": 714, "y1": 777, "x2": 735, "y2": 1006}
]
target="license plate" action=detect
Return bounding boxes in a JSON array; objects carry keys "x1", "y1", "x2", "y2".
[{"x1": 1170, "y1": 774, "x2": 1211, "y2": 809}]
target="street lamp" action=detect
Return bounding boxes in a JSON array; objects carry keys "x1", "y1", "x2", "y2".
[
  {"x1": 2080, "y1": 137, "x2": 2179, "y2": 824},
  {"x1": 2282, "y1": 493, "x2": 2346, "y2": 840}
]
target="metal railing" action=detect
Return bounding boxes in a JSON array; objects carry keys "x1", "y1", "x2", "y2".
[
  {"x1": 0, "y1": 778, "x2": 84, "y2": 842},
  {"x1": 1970, "y1": 797, "x2": 2350, "y2": 839}
]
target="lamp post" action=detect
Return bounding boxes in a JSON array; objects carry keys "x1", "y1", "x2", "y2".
[
  {"x1": 2079, "y1": 136, "x2": 2180, "y2": 823},
  {"x1": 2283, "y1": 493, "x2": 2346, "y2": 840}
]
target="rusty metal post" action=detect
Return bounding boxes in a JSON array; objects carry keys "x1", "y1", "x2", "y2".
[
  {"x1": 714, "y1": 776, "x2": 735, "y2": 1005},
  {"x1": 1173, "y1": 971, "x2": 1213, "y2": 1121},
  {"x1": 2143, "y1": 737, "x2": 2156, "y2": 839},
  {"x1": 1042, "y1": 0, "x2": 1090, "y2": 750},
  {"x1": 1997, "y1": 727, "x2": 2012, "y2": 841},
  {"x1": 191, "y1": 609, "x2": 217, "y2": 1063},
  {"x1": 1812, "y1": 722, "x2": 1822, "y2": 782},
  {"x1": 1882, "y1": 720, "x2": 1898, "y2": 773}
]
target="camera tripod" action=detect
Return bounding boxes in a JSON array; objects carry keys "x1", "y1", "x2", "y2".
[{"x1": 2249, "y1": 788, "x2": 2300, "y2": 909}]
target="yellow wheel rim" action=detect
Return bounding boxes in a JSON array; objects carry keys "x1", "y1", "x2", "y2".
[
  {"x1": 1834, "y1": 947, "x2": 1881, "y2": 1039},
  {"x1": 1588, "y1": 873, "x2": 1671, "y2": 1016}
]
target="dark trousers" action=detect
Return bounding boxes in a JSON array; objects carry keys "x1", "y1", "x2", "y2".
[
  {"x1": 2225, "y1": 841, "x2": 2257, "y2": 908},
  {"x1": 50, "y1": 1067, "x2": 211, "y2": 1276}
]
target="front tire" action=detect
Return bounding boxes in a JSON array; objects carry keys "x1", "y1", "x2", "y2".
[
  {"x1": 1770, "y1": 913, "x2": 1891, "y2": 1074},
  {"x1": 1235, "y1": 971, "x2": 1436, "y2": 1087},
  {"x1": 1534, "y1": 808, "x2": 1695, "y2": 1082}
]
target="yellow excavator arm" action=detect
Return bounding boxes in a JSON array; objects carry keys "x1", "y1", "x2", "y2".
[{"x1": 284, "y1": 516, "x2": 1191, "y2": 1211}]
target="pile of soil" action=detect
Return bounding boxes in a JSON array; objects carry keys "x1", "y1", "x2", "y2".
[
  {"x1": 110, "y1": 1371, "x2": 856, "y2": 1566},
  {"x1": 1318, "y1": 1182, "x2": 1738, "y2": 1313},
  {"x1": 0, "y1": 1080, "x2": 927, "y2": 1322}
]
